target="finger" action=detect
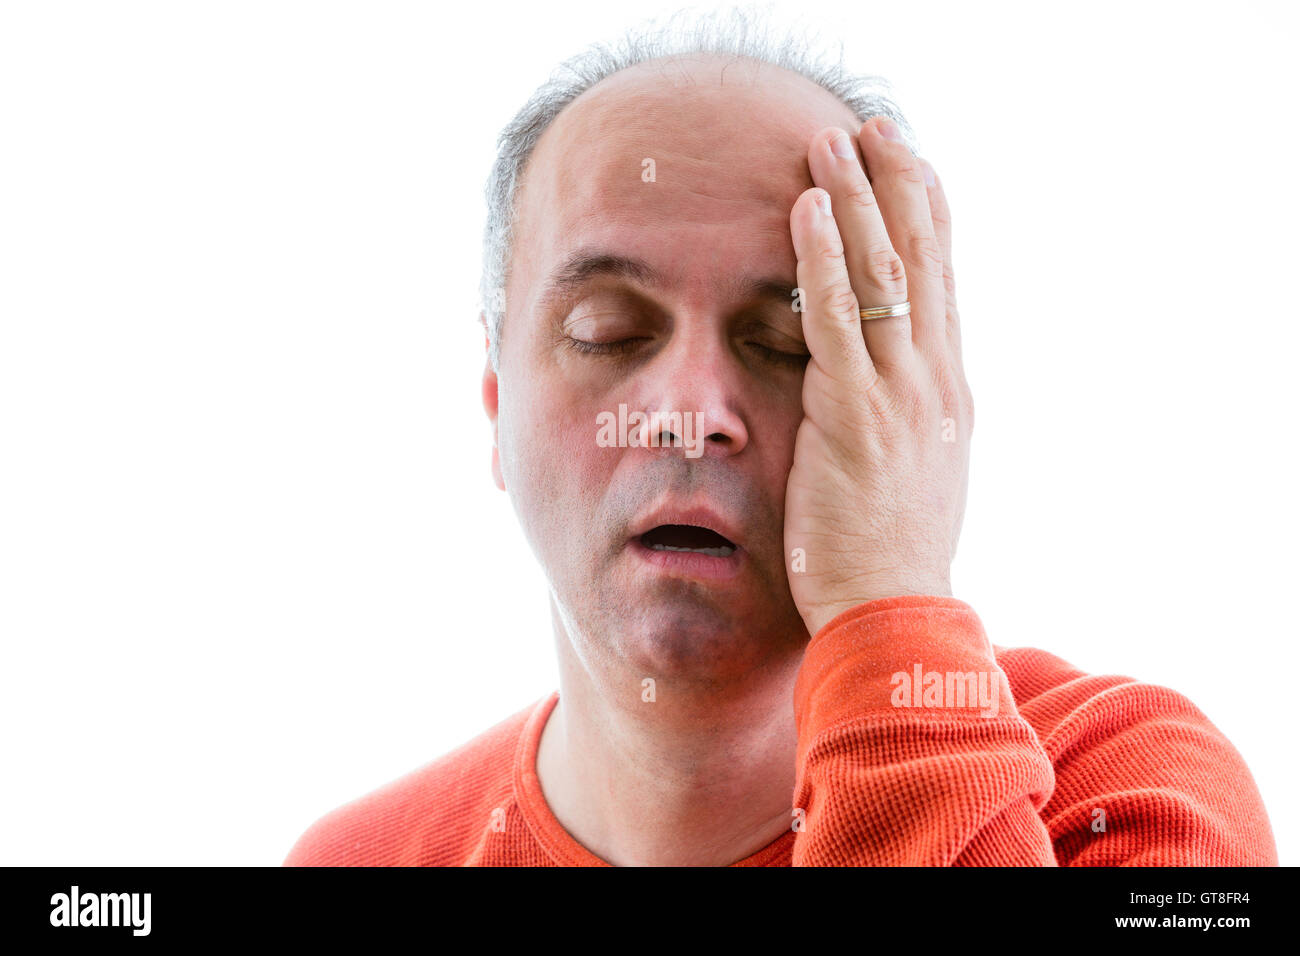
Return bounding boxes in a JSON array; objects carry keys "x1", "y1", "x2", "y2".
[
  {"x1": 858, "y1": 117, "x2": 947, "y2": 357},
  {"x1": 789, "y1": 187, "x2": 877, "y2": 391},
  {"x1": 807, "y1": 127, "x2": 912, "y2": 374},
  {"x1": 919, "y1": 158, "x2": 962, "y2": 358}
]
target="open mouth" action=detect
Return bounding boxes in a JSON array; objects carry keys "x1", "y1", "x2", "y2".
[{"x1": 639, "y1": 524, "x2": 737, "y2": 558}]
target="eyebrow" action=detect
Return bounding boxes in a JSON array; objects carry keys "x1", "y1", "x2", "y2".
[{"x1": 538, "y1": 250, "x2": 797, "y2": 313}]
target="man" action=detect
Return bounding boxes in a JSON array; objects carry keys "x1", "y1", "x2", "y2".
[{"x1": 283, "y1": 18, "x2": 1277, "y2": 866}]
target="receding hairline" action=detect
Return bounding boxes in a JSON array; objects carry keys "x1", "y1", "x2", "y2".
[
  {"x1": 478, "y1": 9, "x2": 916, "y2": 373},
  {"x1": 529, "y1": 50, "x2": 862, "y2": 170},
  {"x1": 515, "y1": 49, "x2": 864, "y2": 233}
]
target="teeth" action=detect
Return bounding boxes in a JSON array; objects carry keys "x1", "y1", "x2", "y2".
[{"x1": 648, "y1": 542, "x2": 735, "y2": 557}]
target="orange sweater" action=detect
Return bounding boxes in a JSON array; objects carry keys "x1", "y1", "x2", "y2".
[{"x1": 282, "y1": 596, "x2": 1277, "y2": 866}]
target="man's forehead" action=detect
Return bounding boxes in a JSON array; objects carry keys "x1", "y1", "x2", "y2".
[
  {"x1": 512, "y1": 56, "x2": 860, "y2": 300},
  {"x1": 548, "y1": 58, "x2": 852, "y2": 180}
]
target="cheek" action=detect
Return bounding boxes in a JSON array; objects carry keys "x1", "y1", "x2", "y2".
[
  {"x1": 755, "y1": 396, "x2": 803, "y2": 507},
  {"x1": 762, "y1": 385, "x2": 804, "y2": 457},
  {"x1": 498, "y1": 380, "x2": 613, "y2": 523}
]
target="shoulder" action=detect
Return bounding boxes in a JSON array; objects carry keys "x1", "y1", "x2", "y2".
[
  {"x1": 992, "y1": 643, "x2": 1208, "y2": 742},
  {"x1": 992, "y1": 644, "x2": 1276, "y2": 865},
  {"x1": 282, "y1": 695, "x2": 547, "y2": 867}
]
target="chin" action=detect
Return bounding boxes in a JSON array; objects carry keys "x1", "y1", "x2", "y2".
[{"x1": 612, "y1": 601, "x2": 804, "y2": 684}]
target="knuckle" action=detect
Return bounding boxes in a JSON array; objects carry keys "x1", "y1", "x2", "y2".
[
  {"x1": 903, "y1": 231, "x2": 945, "y2": 279},
  {"x1": 863, "y1": 246, "x2": 908, "y2": 294},
  {"x1": 893, "y1": 157, "x2": 928, "y2": 188},
  {"x1": 843, "y1": 179, "x2": 881, "y2": 212},
  {"x1": 816, "y1": 233, "x2": 846, "y2": 263},
  {"x1": 822, "y1": 282, "x2": 861, "y2": 319}
]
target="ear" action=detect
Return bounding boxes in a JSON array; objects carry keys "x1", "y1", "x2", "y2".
[{"x1": 480, "y1": 315, "x2": 505, "y2": 491}]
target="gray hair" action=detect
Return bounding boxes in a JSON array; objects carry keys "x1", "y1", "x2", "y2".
[{"x1": 478, "y1": 4, "x2": 917, "y2": 373}]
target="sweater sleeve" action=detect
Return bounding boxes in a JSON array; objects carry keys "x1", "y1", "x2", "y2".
[
  {"x1": 790, "y1": 596, "x2": 1277, "y2": 866},
  {"x1": 792, "y1": 596, "x2": 1056, "y2": 865}
]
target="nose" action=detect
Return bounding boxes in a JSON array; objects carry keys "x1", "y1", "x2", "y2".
[{"x1": 633, "y1": 326, "x2": 750, "y2": 460}]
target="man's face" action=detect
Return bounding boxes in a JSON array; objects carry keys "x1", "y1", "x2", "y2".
[{"x1": 485, "y1": 55, "x2": 861, "y2": 683}]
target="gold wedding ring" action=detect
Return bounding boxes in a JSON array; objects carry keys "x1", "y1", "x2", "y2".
[{"x1": 859, "y1": 302, "x2": 911, "y2": 320}]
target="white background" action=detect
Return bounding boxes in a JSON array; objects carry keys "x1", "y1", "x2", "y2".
[{"x1": 2, "y1": 0, "x2": 1296, "y2": 866}]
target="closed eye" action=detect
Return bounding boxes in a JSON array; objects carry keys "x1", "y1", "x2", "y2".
[
  {"x1": 563, "y1": 337, "x2": 650, "y2": 357},
  {"x1": 750, "y1": 343, "x2": 810, "y2": 367},
  {"x1": 562, "y1": 337, "x2": 809, "y2": 368}
]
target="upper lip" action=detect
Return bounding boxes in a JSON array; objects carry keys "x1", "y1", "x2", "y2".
[{"x1": 630, "y1": 500, "x2": 743, "y2": 550}]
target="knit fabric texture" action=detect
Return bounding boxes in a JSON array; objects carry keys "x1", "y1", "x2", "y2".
[{"x1": 283, "y1": 596, "x2": 1277, "y2": 866}]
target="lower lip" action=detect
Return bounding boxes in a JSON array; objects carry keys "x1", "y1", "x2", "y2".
[{"x1": 629, "y1": 536, "x2": 744, "y2": 581}]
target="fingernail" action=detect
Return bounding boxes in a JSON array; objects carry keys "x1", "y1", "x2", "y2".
[
  {"x1": 829, "y1": 132, "x2": 854, "y2": 159},
  {"x1": 877, "y1": 118, "x2": 903, "y2": 142},
  {"x1": 814, "y1": 190, "x2": 832, "y2": 217},
  {"x1": 921, "y1": 159, "x2": 936, "y2": 187}
]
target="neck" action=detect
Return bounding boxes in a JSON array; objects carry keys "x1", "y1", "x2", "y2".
[{"x1": 535, "y1": 598, "x2": 802, "y2": 866}]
